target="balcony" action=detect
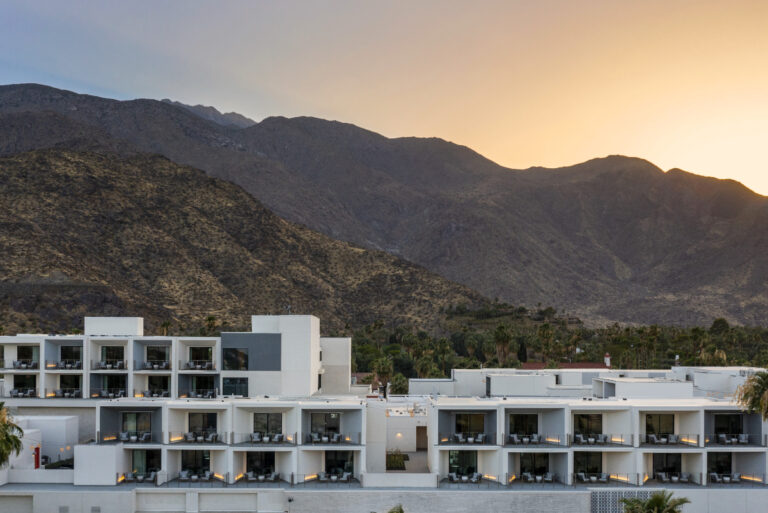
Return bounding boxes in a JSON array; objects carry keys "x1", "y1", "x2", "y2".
[
  {"x1": 504, "y1": 433, "x2": 568, "y2": 447},
  {"x1": 11, "y1": 359, "x2": 39, "y2": 370},
  {"x1": 303, "y1": 432, "x2": 361, "y2": 445},
  {"x1": 134, "y1": 388, "x2": 171, "y2": 399},
  {"x1": 90, "y1": 388, "x2": 128, "y2": 399},
  {"x1": 233, "y1": 432, "x2": 297, "y2": 446},
  {"x1": 45, "y1": 387, "x2": 82, "y2": 398},
  {"x1": 45, "y1": 359, "x2": 83, "y2": 370},
  {"x1": 180, "y1": 360, "x2": 216, "y2": 371},
  {"x1": 572, "y1": 433, "x2": 632, "y2": 446},
  {"x1": 100, "y1": 431, "x2": 157, "y2": 444},
  {"x1": 573, "y1": 472, "x2": 643, "y2": 486},
  {"x1": 640, "y1": 433, "x2": 700, "y2": 447},
  {"x1": 135, "y1": 360, "x2": 171, "y2": 371},
  {"x1": 179, "y1": 388, "x2": 217, "y2": 399},
  {"x1": 438, "y1": 432, "x2": 494, "y2": 445},
  {"x1": 9, "y1": 388, "x2": 38, "y2": 398},
  {"x1": 169, "y1": 431, "x2": 229, "y2": 444},
  {"x1": 705, "y1": 433, "x2": 763, "y2": 447},
  {"x1": 92, "y1": 360, "x2": 127, "y2": 371}
]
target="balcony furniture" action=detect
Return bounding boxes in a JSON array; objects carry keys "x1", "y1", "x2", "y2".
[
  {"x1": 709, "y1": 473, "x2": 722, "y2": 483},
  {"x1": 73, "y1": 389, "x2": 81, "y2": 398},
  {"x1": 589, "y1": 475, "x2": 597, "y2": 483},
  {"x1": 448, "y1": 472, "x2": 459, "y2": 483},
  {"x1": 179, "y1": 470, "x2": 190, "y2": 482},
  {"x1": 575, "y1": 434, "x2": 587, "y2": 445},
  {"x1": 331, "y1": 433, "x2": 341, "y2": 443},
  {"x1": 577, "y1": 472, "x2": 588, "y2": 483},
  {"x1": 475, "y1": 433, "x2": 486, "y2": 444},
  {"x1": 680, "y1": 472, "x2": 690, "y2": 483},
  {"x1": 667, "y1": 434, "x2": 678, "y2": 444},
  {"x1": 147, "y1": 471, "x2": 157, "y2": 484},
  {"x1": 338, "y1": 472, "x2": 349, "y2": 483},
  {"x1": 470, "y1": 472, "x2": 481, "y2": 483},
  {"x1": 274, "y1": 434, "x2": 284, "y2": 443},
  {"x1": 598, "y1": 473, "x2": 609, "y2": 483},
  {"x1": 200, "y1": 471, "x2": 211, "y2": 482},
  {"x1": 509, "y1": 434, "x2": 521, "y2": 444},
  {"x1": 738, "y1": 434, "x2": 749, "y2": 444},
  {"x1": 522, "y1": 472, "x2": 534, "y2": 483},
  {"x1": 455, "y1": 433, "x2": 465, "y2": 443},
  {"x1": 588, "y1": 436, "x2": 596, "y2": 444},
  {"x1": 319, "y1": 472, "x2": 329, "y2": 482},
  {"x1": 54, "y1": 390, "x2": 64, "y2": 398},
  {"x1": 467, "y1": 436, "x2": 475, "y2": 443},
  {"x1": 263, "y1": 435, "x2": 271, "y2": 443},
  {"x1": 311, "y1": 432, "x2": 321, "y2": 443},
  {"x1": 125, "y1": 472, "x2": 135, "y2": 483},
  {"x1": 658, "y1": 472, "x2": 670, "y2": 483},
  {"x1": 184, "y1": 432, "x2": 195, "y2": 443},
  {"x1": 321, "y1": 435, "x2": 329, "y2": 443},
  {"x1": 9, "y1": 389, "x2": 19, "y2": 398},
  {"x1": 671, "y1": 475, "x2": 679, "y2": 483},
  {"x1": 596, "y1": 434, "x2": 608, "y2": 444},
  {"x1": 130, "y1": 434, "x2": 138, "y2": 443},
  {"x1": 196, "y1": 434, "x2": 204, "y2": 443},
  {"x1": 139, "y1": 432, "x2": 152, "y2": 442},
  {"x1": 247, "y1": 471, "x2": 257, "y2": 482},
  {"x1": 330, "y1": 474, "x2": 338, "y2": 482},
  {"x1": 205, "y1": 432, "x2": 218, "y2": 443},
  {"x1": 722, "y1": 475, "x2": 731, "y2": 484},
  {"x1": 24, "y1": 389, "x2": 36, "y2": 397},
  {"x1": 119, "y1": 432, "x2": 129, "y2": 442},
  {"x1": 543, "y1": 472, "x2": 554, "y2": 483},
  {"x1": 251, "y1": 432, "x2": 262, "y2": 443},
  {"x1": 732, "y1": 473, "x2": 741, "y2": 483},
  {"x1": 530, "y1": 433, "x2": 540, "y2": 444}
]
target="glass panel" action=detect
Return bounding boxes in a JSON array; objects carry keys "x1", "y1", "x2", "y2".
[
  {"x1": 181, "y1": 450, "x2": 210, "y2": 473},
  {"x1": 325, "y1": 451, "x2": 354, "y2": 474},
  {"x1": 574, "y1": 414, "x2": 603, "y2": 435},
  {"x1": 14, "y1": 375, "x2": 36, "y2": 388},
  {"x1": 707, "y1": 452, "x2": 732, "y2": 474},
  {"x1": 146, "y1": 346, "x2": 169, "y2": 361},
  {"x1": 17, "y1": 346, "x2": 37, "y2": 360},
  {"x1": 254, "y1": 413, "x2": 282, "y2": 434},
  {"x1": 148, "y1": 375, "x2": 169, "y2": 391},
  {"x1": 189, "y1": 347, "x2": 212, "y2": 361},
  {"x1": 520, "y1": 453, "x2": 549, "y2": 474},
  {"x1": 60, "y1": 346, "x2": 81, "y2": 361},
  {"x1": 653, "y1": 453, "x2": 682, "y2": 474},
  {"x1": 105, "y1": 375, "x2": 126, "y2": 389},
  {"x1": 455, "y1": 413, "x2": 485, "y2": 434},
  {"x1": 189, "y1": 413, "x2": 217, "y2": 432},
  {"x1": 223, "y1": 378, "x2": 248, "y2": 395},
  {"x1": 122, "y1": 412, "x2": 151, "y2": 433},
  {"x1": 132, "y1": 450, "x2": 146, "y2": 475},
  {"x1": 223, "y1": 349, "x2": 248, "y2": 370},
  {"x1": 60, "y1": 374, "x2": 81, "y2": 389},
  {"x1": 191, "y1": 375, "x2": 214, "y2": 391},
  {"x1": 311, "y1": 412, "x2": 340, "y2": 434},
  {"x1": 448, "y1": 450, "x2": 477, "y2": 475},
  {"x1": 101, "y1": 346, "x2": 124, "y2": 361},
  {"x1": 714, "y1": 414, "x2": 743, "y2": 434},
  {"x1": 509, "y1": 414, "x2": 538, "y2": 436},
  {"x1": 646, "y1": 414, "x2": 675, "y2": 435},
  {"x1": 574, "y1": 452, "x2": 602, "y2": 473},
  {"x1": 246, "y1": 452, "x2": 275, "y2": 473}
]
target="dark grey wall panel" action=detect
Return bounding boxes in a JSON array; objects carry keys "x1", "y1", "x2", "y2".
[{"x1": 221, "y1": 332, "x2": 281, "y2": 371}]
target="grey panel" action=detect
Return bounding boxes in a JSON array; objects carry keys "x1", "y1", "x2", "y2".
[{"x1": 221, "y1": 332, "x2": 281, "y2": 371}]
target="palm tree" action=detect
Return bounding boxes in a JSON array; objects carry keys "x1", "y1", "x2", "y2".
[
  {"x1": 736, "y1": 371, "x2": 768, "y2": 420},
  {"x1": 620, "y1": 491, "x2": 690, "y2": 513},
  {"x1": 0, "y1": 403, "x2": 23, "y2": 468}
]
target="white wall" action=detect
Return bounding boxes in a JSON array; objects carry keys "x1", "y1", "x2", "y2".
[
  {"x1": 16, "y1": 415, "x2": 78, "y2": 462},
  {"x1": 74, "y1": 444, "x2": 122, "y2": 485},
  {"x1": 84, "y1": 317, "x2": 144, "y2": 337},
  {"x1": 319, "y1": 337, "x2": 351, "y2": 394}
]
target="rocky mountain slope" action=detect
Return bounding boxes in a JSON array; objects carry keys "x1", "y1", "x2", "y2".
[
  {"x1": 2, "y1": 83, "x2": 767, "y2": 326},
  {"x1": 161, "y1": 99, "x2": 256, "y2": 128},
  {"x1": 0, "y1": 150, "x2": 485, "y2": 334}
]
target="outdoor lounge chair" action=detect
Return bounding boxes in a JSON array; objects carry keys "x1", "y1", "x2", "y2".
[
  {"x1": 732, "y1": 473, "x2": 741, "y2": 483},
  {"x1": 530, "y1": 433, "x2": 540, "y2": 444},
  {"x1": 119, "y1": 432, "x2": 130, "y2": 442},
  {"x1": 596, "y1": 434, "x2": 608, "y2": 444},
  {"x1": 54, "y1": 389, "x2": 63, "y2": 398},
  {"x1": 575, "y1": 434, "x2": 587, "y2": 445},
  {"x1": 576, "y1": 472, "x2": 589, "y2": 483},
  {"x1": 318, "y1": 472, "x2": 329, "y2": 482},
  {"x1": 9, "y1": 389, "x2": 19, "y2": 398},
  {"x1": 509, "y1": 434, "x2": 521, "y2": 444},
  {"x1": 139, "y1": 432, "x2": 152, "y2": 442},
  {"x1": 311, "y1": 432, "x2": 321, "y2": 443},
  {"x1": 251, "y1": 432, "x2": 262, "y2": 443},
  {"x1": 738, "y1": 434, "x2": 749, "y2": 444},
  {"x1": 718, "y1": 434, "x2": 729, "y2": 445},
  {"x1": 72, "y1": 389, "x2": 81, "y2": 398},
  {"x1": 125, "y1": 472, "x2": 135, "y2": 483},
  {"x1": 200, "y1": 471, "x2": 211, "y2": 482},
  {"x1": 273, "y1": 433, "x2": 284, "y2": 443},
  {"x1": 184, "y1": 432, "x2": 196, "y2": 442},
  {"x1": 470, "y1": 472, "x2": 481, "y2": 483},
  {"x1": 25, "y1": 389, "x2": 36, "y2": 397},
  {"x1": 179, "y1": 470, "x2": 190, "y2": 482},
  {"x1": 598, "y1": 473, "x2": 609, "y2": 483},
  {"x1": 448, "y1": 472, "x2": 459, "y2": 483},
  {"x1": 246, "y1": 471, "x2": 257, "y2": 482},
  {"x1": 543, "y1": 472, "x2": 554, "y2": 483},
  {"x1": 522, "y1": 472, "x2": 534, "y2": 483},
  {"x1": 267, "y1": 471, "x2": 280, "y2": 482},
  {"x1": 709, "y1": 473, "x2": 722, "y2": 483},
  {"x1": 205, "y1": 432, "x2": 218, "y2": 443},
  {"x1": 331, "y1": 433, "x2": 342, "y2": 443},
  {"x1": 658, "y1": 472, "x2": 670, "y2": 483},
  {"x1": 667, "y1": 434, "x2": 679, "y2": 444},
  {"x1": 146, "y1": 471, "x2": 157, "y2": 484},
  {"x1": 455, "y1": 433, "x2": 465, "y2": 443},
  {"x1": 475, "y1": 433, "x2": 486, "y2": 444},
  {"x1": 680, "y1": 472, "x2": 690, "y2": 483}
]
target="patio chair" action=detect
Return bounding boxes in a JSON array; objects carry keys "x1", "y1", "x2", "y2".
[
  {"x1": 99, "y1": 361, "x2": 107, "y2": 369},
  {"x1": 522, "y1": 472, "x2": 534, "y2": 483},
  {"x1": 718, "y1": 434, "x2": 729, "y2": 445},
  {"x1": 658, "y1": 472, "x2": 670, "y2": 483},
  {"x1": 575, "y1": 434, "x2": 587, "y2": 445},
  {"x1": 179, "y1": 470, "x2": 190, "y2": 482},
  {"x1": 738, "y1": 434, "x2": 749, "y2": 445},
  {"x1": 318, "y1": 472, "x2": 329, "y2": 482},
  {"x1": 331, "y1": 433, "x2": 342, "y2": 443},
  {"x1": 273, "y1": 433, "x2": 284, "y2": 443},
  {"x1": 543, "y1": 472, "x2": 554, "y2": 483},
  {"x1": 667, "y1": 434, "x2": 679, "y2": 444},
  {"x1": 732, "y1": 473, "x2": 741, "y2": 483},
  {"x1": 119, "y1": 432, "x2": 130, "y2": 442},
  {"x1": 709, "y1": 472, "x2": 721, "y2": 483},
  {"x1": 530, "y1": 433, "x2": 540, "y2": 444},
  {"x1": 598, "y1": 473, "x2": 608, "y2": 483},
  {"x1": 680, "y1": 472, "x2": 690, "y2": 483},
  {"x1": 311, "y1": 432, "x2": 321, "y2": 443},
  {"x1": 251, "y1": 432, "x2": 262, "y2": 443},
  {"x1": 475, "y1": 433, "x2": 486, "y2": 444},
  {"x1": 267, "y1": 471, "x2": 280, "y2": 482},
  {"x1": 162, "y1": 361, "x2": 170, "y2": 369},
  {"x1": 246, "y1": 471, "x2": 257, "y2": 482},
  {"x1": 509, "y1": 434, "x2": 521, "y2": 444},
  {"x1": 204, "y1": 361, "x2": 213, "y2": 370},
  {"x1": 205, "y1": 432, "x2": 218, "y2": 443},
  {"x1": 139, "y1": 432, "x2": 152, "y2": 442},
  {"x1": 448, "y1": 472, "x2": 458, "y2": 483},
  {"x1": 470, "y1": 472, "x2": 481, "y2": 483},
  {"x1": 596, "y1": 434, "x2": 608, "y2": 444},
  {"x1": 72, "y1": 389, "x2": 81, "y2": 398},
  {"x1": 146, "y1": 471, "x2": 157, "y2": 484},
  {"x1": 26, "y1": 389, "x2": 36, "y2": 397},
  {"x1": 455, "y1": 433, "x2": 466, "y2": 443},
  {"x1": 200, "y1": 471, "x2": 211, "y2": 482},
  {"x1": 125, "y1": 472, "x2": 135, "y2": 483},
  {"x1": 100, "y1": 389, "x2": 109, "y2": 398},
  {"x1": 54, "y1": 389, "x2": 63, "y2": 398},
  {"x1": 161, "y1": 391, "x2": 169, "y2": 397},
  {"x1": 9, "y1": 389, "x2": 19, "y2": 398},
  {"x1": 576, "y1": 472, "x2": 589, "y2": 483},
  {"x1": 184, "y1": 432, "x2": 196, "y2": 442}
]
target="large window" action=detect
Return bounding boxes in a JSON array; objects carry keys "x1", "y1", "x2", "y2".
[
  {"x1": 714, "y1": 414, "x2": 743, "y2": 435},
  {"x1": 574, "y1": 452, "x2": 602, "y2": 473},
  {"x1": 17, "y1": 346, "x2": 38, "y2": 361},
  {"x1": 574, "y1": 414, "x2": 602, "y2": 435},
  {"x1": 132, "y1": 449, "x2": 161, "y2": 475},
  {"x1": 181, "y1": 450, "x2": 210, "y2": 473},
  {"x1": 247, "y1": 452, "x2": 275, "y2": 473},
  {"x1": 189, "y1": 346, "x2": 212, "y2": 362},
  {"x1": 148, "y1": 375, "x2": 169, "y2": 393},
  {"x1": 191, "y1": 375, "x2": 215, "y2": 392},
  {"x1": 14, "y1": 374, "x2": 36, "y2": 389},
  {"x1": 60, "y1": 374, "x2": 81, "y2": 389},
  {"x1": 101, "y1": 346, "x2": 124, "y2": 361},
  {"x1": 646, "y1": 414, "x2": 674, "y2": 435},
  {"x1": 653, "y1": 453, "x2": 681, "y2": 475},
  {"x1": 520, "y1": 453, "x2": 549, "y2": 475},
  {"x1": 223, "y1": 348, "x2": 248, "y2": 370},
  {"x1": 448, "y1": 450, "x2": 477, "y2": 475},
  {"x1": 122, "y1": 412, "x2": 152, "y2": 433},
  {"x1": 455, "y1": 413, "x2": 485, "y2": 434},
  {"x1": 509, "y1": 414, "x2": 538, "y2": 436},
  {"x1": 60, "y1": 346, "x2": 81, "y2": 361},
  {"x1": 223, "y1": 377, "x2": 248, "y2": 396},
  {"x1": 707, "y1": 452, "x2": 732, "y2": 474},
  {"x1": 146, "y1": 346, "x2": 169, "y2": 362},
  {"x1": 326, "y1": 451, "x2": 354, "y2": 474},
  {"x1": 311, "y1": 412, "x2": 340, "y2": 434},
  {"x1": 189, "y1": 413, "x2": 217, "y2": 433},
  {"x1": 100, "y1": 375, "x2": 126, "y2": 390},
  {"x1": 254, "y1": 413, "x2": 282, "y2": 434}
]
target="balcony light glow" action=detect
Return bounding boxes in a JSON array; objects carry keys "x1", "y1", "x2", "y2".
[
  {"x1": 134, "y1": 393, "x2": 144, "y2": 398},
  {"x1": 170, "y1": 435, "x2": 183, "y2": 442},
  {"x1": 508, "y1": 474, "x2": 516, "y2": 482},
  {"x1": 440, "y1": 437, "x2": 449, "y2": 443},
  {"x1": 214, "y1": 473, "x2": 225, "y2": 481},
  {"x1": 680, "y1": 437, "x2": 697, "y2": 445},
  {"x1": 235, "y1": 472, "x2": 244, "y2": 481},
  {"x1": 103, "y1": 436, "x2": 117, "y2": 441},
  {"x1": 741, "y1": 475, "x2": 763, "y2": 483},
  {"x1": 545, "y1": 437, "x2": 560, "y2": 444},
  {"x1": 610, "y1": 437, "x2": 624, "y2": 444},
  {"x1": 46, "y1": 363, "x2": 56, "y2": 368},
  {"x1": 345, "y1": 436, "x2": 350, "y2": 442},
  {"x1": 483, "y1": 474, "x2": 496, "y2": 481},
  {"x1": 117, "y1": 474, "x2": 125, "y2": 483},
  {"x1": 396, "y1": 432, "x2": 403, "y2": 438},
  {"x1": 46, "y1": 393, "x2": 55, "y2": 398},
  {"x1": 610, "y1": 474, "x2": 629, "y2": 482},
  {"x1": 305, "y1": 474, "x2": 318, "y2": 481},
  {"x1": 643, "y1": 473, "x2": 649, "y2": 483}
]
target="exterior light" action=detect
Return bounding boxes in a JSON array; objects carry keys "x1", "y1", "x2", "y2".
[
  {"x1": 508, "y1": 474, "x2": 516, "y2": 482},
  {"x1": 396, "y1": 433, "x2": 403, "y2": 438},
  {"x1": 483, "y1": 474, "x2": 496, "y2": 480}
]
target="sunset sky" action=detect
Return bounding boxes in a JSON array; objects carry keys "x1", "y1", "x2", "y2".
[{"x1": 2, "y1": 0, "x2": 767, "y2": 194}]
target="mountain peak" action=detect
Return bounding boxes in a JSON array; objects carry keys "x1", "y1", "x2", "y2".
[{"x1": 161, "y1": 99, "x2": 256, "y2": 128}]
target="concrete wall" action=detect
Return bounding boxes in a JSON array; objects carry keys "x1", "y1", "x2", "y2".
[
  {"x1": 16, "y1": 406, "x2": 96, "y2": 442},
  {"x1": 490, "y1": 374, "x2": 556, "y2": 396},
  {"x1": 319, "y1": 337, "x2": 351, "y2": 394},
  {"x1": 73, "y1": 444, "x2": 124, "y2": 485},
  {"x1": 85, "y1": 317, "x2": 144, "y2": 337}
]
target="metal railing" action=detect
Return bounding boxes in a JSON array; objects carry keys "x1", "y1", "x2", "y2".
[
  {"x1": 178, "y1": 389, "x2": 217, "y2": 399},
  {"x1": 92, "y1": 360, "x2": 127, "y2": 370},
  {"x1": 180, "y1": 360, "x2": 216, "y2": 371},
  {"x1": 101, "y1": 431, "x2": 156, "y2": 443},
  {"x1": 117, "y1": 471, "x2": 164, "y2": 486},
  {"x1": 90, "y1": 388, "x2": 128, "y2": 398},
  {"x1": 572, "y1": 433, "x2": 632, "y2": 446},
  {"x1": 12, "y1": 359, "x2": 39, "y2": 369},
  {"x1": 169, "y1": 431, "x2": 229, "y2": 444},
  {"x1": 573, "y1": 473, "x2": 642, "y2": 486},
  {"x1": 134, "y1": 389, "x2": 171, "y2": 398},
  {"x1": 8, "y1": 388, "x2": 38, "y2": 398},
  {"x1": 234, "y1": 471, "x2": 284, "y2": 485},
  {"x1": 136, "y1": 360, "x2": 171, "y2": 370},
  {"x1": 293, "y1": 473, "x2": 359, "y2": 487},
  {"x1": 45, "y1": 359, "x2": 83, "y2": 370},
  {"x1": 440, "y1": 473, "x2": 505, "y2": 488},
  {"x1": 708, "y1": 472, "x2": 767, "y2": 486},
  {"x1": 233, "y1": 432, "x2": 297, "y2": 445},
  {"x1": 45, "y1": 388, "x2": 82, "y2": 398},
  {"x1": 437, "y1": 432, "x2": 494, "y2": 445},
  {"x1": 303, "y1": 432, "x2": 361, "y2": 445},
  {"x1": 641, "y1": 433, "x2": 699, "y2": 446},
  {"x1": 705, "y1": 433, "x2": 762, "y2": 446},
  {"x1": 167, "y1": 471, "x2": 229, "y2": 487},
  {"x1": 506, "y1": 472, "x2": 566, "y2": 487},
  {"x1": 503, "y1": 432, "x2": 568, "y2": 446}
]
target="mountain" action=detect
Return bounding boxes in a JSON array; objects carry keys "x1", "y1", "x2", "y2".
[
  {"x1": 161, "y1": 99, "x2": 256, "y2": 128},
  {"x1": 2, "y1": 83, "x2": 768, "y2": 326},
  {"x1": 0, "y1": 149, "x2": 485, "y2": 334}
]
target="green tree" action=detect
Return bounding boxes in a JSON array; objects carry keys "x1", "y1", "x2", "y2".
[
  {"x1": 620, "y1": 491, "x2": 690, "y2": 513},
  {"x1": 388, "y1": 505, "x2": 405, "y2": 513},
  {"x1": 389, "y1": 373, "x2": 409, "y2": 394},
  {"x1": 372, "y1": 357, "x2": 394, "y2": 389},
  {"x1": 709, "y1": 317, "x2": 730, "y2": 335},
  {"x1": 0, "y1": 403, "x2": 23, "y2": 468},
  {"x1": 736, "y1": 371, "x2": 768, "y2": 420},
  {"x1": 493, "y1": 324, "x2": 513, "y2": 363}
]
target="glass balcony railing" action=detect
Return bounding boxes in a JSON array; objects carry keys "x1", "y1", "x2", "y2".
[
  {"x1": 504, "y1": 433, "x2": 567, "y2": 446},
  {"x1": 641, "y1": 433, "x2": 699, "y2": 446},
  {"x1": 134, "y1": 389, "x2": 170, "y2": 398},
  {"x1": 45, "y1": 359, "x2": 83, "y2": 370},
  {"x1": 136, "y1": 360, "x2": 171, "y2": 370},
  {"x1": 12, "y1": 359, "x2": 39, "y2": 370},
  {"x1": 572, "y1": 433, "x2": 633, "y2": 446},
  {"x1": 92, "y1": 360, "x2": 127, "y2": 370},
  {"x1": 90, "y1": 388, "x2": 127, "y2": 399},
  {"x1": 168, "y1": 431, "x2": 228, "y2": 444},
  {"x1": 437, "y1": 432, "x2": 495, "y2": 445},
  {"x1": 45, "y1": 388, "x2": 82, "y2": 398},
  {"x1": 9, "y1": 388, "x2": 38, "y2": 398},
  {"x1": 233, "y1": 432, "x2": 297, "y2": 445},
  {"x1": 705, "y1": 433, "x2": 763, "y2": 446},
  {"x1": 178, "y1": 389, "x2": 217, "y2": 399},
  {"x1": 180, "y1": 360, "x2": 216, "y2": 371},
  {"x1": 304, "y1": 432, "x2": 361, "y2": 445}
]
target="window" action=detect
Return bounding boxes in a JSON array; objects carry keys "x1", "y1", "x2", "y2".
[
  {"x1": 146, "y1": 346, "x2": 169, "y2": 362},
  {"x1": 223, "y1": 377, "x2": 248, "y2": 396},
  {"x1": 707, "y1": 452, "x2": 732, "y2": 474},
  {"x1": 60, "y1": 374, "x2": 81, "y2": 389},
  {"x1": 509, "y1": 414, "x2": 538, "y2": 436},
  {"x1": 253, "y1": 413, "x2": 282, "y2": 434},
  {"x1": 520, "y1": 453, "x2": 549, "y2": 475},
  {"x1": 191, "y1": 375, "x2": 214, "y2": 393},
  {"x1": 573, "y1": 452, "x2": 602, "y2": 473},
  {"x1": 100, "y1": 374, "x2": 126, "y2": 390},
  {"x1": 653, "y1": 453, "x2": 681, "y2": 474},
  {"x1": 17, "y1": 346, "x2": 37, "y2": 361},
  {"x1": 319, "y1": 351, "x2": 322, "y2": 362},
  {"x1": 646, "y1": 414, "x2": 674, "y2": 435},
  {"x1": 223, "y1": 348, "x2": 248, "y2": 370},
  {"x1": 181, "y1": 450, "x2": 210, "y2": 472},
  {"x1": 311, "y1": 412, "x2": 340, "y2": 434},
  {"x1": 14, "y1": 374, "x2": 36, "y2": 389},
  {"x1": 132, "y1": 449, "x2": 161, "y2": 474},
  {"x1": 318, "y1": 374, "x2": 322, "y2": 390},
  {"x1": 189, "y1": 346, "x2": 212, "y2": 362},
  {"x1": 60, "y1": 346, "x2": 81, "y2": 361},
  {"x1": 122, "y1": 412, "x2": 152, "y2": 433},
  {"x1": 101, "y1": 346, "x2": 124, "y2": 362},
  {"x1": 148, "y1": 375, "x2": 169, "y2": 392},
  {"x1": 448, "y1": 450, "x2": 476, "y2": 475},
  {"x1": 714, "y1": 414, "x2": 743, "y2": 435},
  {"x1": 247, "y1": 451, "x2": 275, "y2": 473},
  {"x1": 189, "y1": 412, "x2": 217, "y2": 433},
  {"x1": 574, "y1": 414, "x2": 602, "y2": 435},
  {"x1": 455, "y1": 413, "x2": 485, "y2": 435},
  {"x1": 326, "y1": 451, "x2": 354, "y2": 474}
]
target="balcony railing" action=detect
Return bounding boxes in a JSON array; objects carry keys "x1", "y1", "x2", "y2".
[
  {"x1": 100, "y1": 431, "x2": 156, "y2": 444},
  {"x1": 504, "y1": 432, "x2": 568, "y2": 447},
  {"x1": 233, "y1": 432, "x2": 297, "y2": 445},
  {"x1": 304, "y1": 432, "x2": 361, "y2": 445},
  {"x1": 709, "y1": 472, "x2": 767, "y2": 486},
  {"x1": 90, "y1": 388, "x2": 127, "y2": 399},
  {"x1": 92, "y1": 360, "x2": 127, "y2": 370},
  {"x1": 169, "y1": 431, "x2": 228, "y2": 444},
  {"x1": 9, "y1": 388, "x2": 38, "y2": 398},
  {"x1": 506, "y1": 472, "x2": 563, "y2": 486},
  {"x1": 705, "y1": 433, "x2": 762, "y2": 446},
  {"x1": 437, "y1": 432, "x2": 494, "y2": 445},
  {"x1": 440, "y1": 473, "x2": 504, "y2": 488},
  {"x1": 641, "y1": 433, "x2": 699, "y2": 446},
  {"x1": 134, "y1": 389, "x2": 171, "y2": 398},
  {"x1": 294, "y1": 472, "x2": 358, "y2": 487},
  {"x1": 573, "y1": 473, "x2": 643, "y2": 486},
  {"x1": 572, "y1": 433, "x2": 632, "y2": 446},
  {"x1": 45, "y1": 359, "x2": 83, "y2": 370},
  {"x1": 180, "y1": 360, "x2": 216, "y2": 371},
  {"x1": 117, "y1": 470, "x2": 161, "y2": 485},
  {"x1": 12, "y1": 359, "x2": 39, "y2": 370},
  {"x1": 178, "y1": 389, "x2": 217, "y2": 399},
  {"x1": 45, "y1": 388, "x2": 82, "y2": 398},
  {"x1": 136, "y1": 360, "x2": 171, "y2": 370}
]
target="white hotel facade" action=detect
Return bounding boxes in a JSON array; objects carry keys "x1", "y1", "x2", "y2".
[{"x1": 0, "y1": 315, "x2": 767, "y2": 513}]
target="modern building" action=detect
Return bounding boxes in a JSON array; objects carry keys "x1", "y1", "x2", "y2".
[{"x1": 0, "y1": 316, "x2": 767, "y2": 513}]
